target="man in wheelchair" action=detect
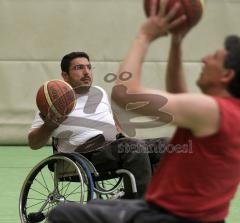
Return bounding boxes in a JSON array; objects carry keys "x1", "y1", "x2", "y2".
[{"x1": 28, "y1": 51, "x2": 165, "y2": 200}]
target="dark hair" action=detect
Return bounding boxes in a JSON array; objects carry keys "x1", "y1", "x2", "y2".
[
  {"x1": 224, "y1": 35, "x2": 240, "y2": 98},
  {"x1": 61, "y1": 52, "x2": 90, "y2": 73}
]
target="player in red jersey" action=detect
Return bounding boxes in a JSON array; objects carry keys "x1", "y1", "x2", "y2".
[{"x1": 48, "y1": 1, "x2": 239, "y2": 222}]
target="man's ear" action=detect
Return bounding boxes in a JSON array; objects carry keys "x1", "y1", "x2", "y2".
[
  {"x1": 61, "y1": 72, "x2": 69, "y2": 82},
  {"x1": 221, "y1": 69, "x2": 235, "y2": 84}
]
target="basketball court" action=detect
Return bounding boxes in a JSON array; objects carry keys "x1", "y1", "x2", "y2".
[
  {"x1": 0, "y1": 1, "x2": 240, "y2": 223},
  {"x1": 0, "y1": 146, "x2": 239, "y2": 223}
]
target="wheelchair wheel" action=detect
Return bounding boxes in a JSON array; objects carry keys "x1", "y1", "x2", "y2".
[
  {"x1": 94, "y1": 175, "x2": 124, "y2": 199},
  {"x1": 19, "y1": 155, "x2": 92, "y2": 223}
]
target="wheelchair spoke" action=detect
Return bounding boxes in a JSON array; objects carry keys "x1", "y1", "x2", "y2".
[
  {"x1": 34, "y1": 178, "x2": 52, "y2": 193},
  {"x1": 27, "y1": 197, "x2": 47, "y2": 201},
  {"x1": 62, "y1": 182, "x2": 71, "y2": 196},
  {"x1": 26, "y1": 199, "x2": 47, "y2": 209},
  {"x1": 65, "y1": 190, "x2": 82, "y2": 197},
  {"x1": 40, "y1": 170, "x2": 51, "y2": 193},
  {"x1": 30, "y1": 188, "x2": 49, "y2": 197},
  {"x1": 65, "y1": 188, "x2": 82, "y2": 198},
  {"x1": 43, "y1": 202, "x2": 55, "y2": 214},
  {"x1": 57, "y1": 181, "x2": 70, "y2": 193},
  {"x1": 64, "y1": 185, "x2": 81, "y2": 199}
]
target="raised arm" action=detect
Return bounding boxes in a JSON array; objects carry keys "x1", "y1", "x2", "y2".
[
  {"x1": 112, "y1": 1, "x2": 220, "y2": 137},
  {"x1": 166, "y1": 34, "x2": 187, "y2": 93}
]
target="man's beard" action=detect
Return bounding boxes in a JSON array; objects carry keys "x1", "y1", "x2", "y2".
[{"x1": 74, "y1": 85, "x2": 91, "y2": 94}]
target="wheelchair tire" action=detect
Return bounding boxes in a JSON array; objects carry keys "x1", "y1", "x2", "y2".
[{"x1": 19, "y1": 155, "x2": 92, "y2": 223}]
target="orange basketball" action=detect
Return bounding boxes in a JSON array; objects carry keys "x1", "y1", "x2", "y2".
[
  {"x1": 144, "y1": 0, "x2": 204, "y2": 33},
  {"x1": 36, "y1": 80, "x2": 76, "y2": 118}
]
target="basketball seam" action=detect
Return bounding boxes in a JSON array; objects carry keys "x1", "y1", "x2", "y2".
[
  {"x1": 54, "y1": 80, "x2": 76, "y2": 115},
  {"x1": 44, "y1": 81, "x2": 62, "y2": 117},
  {"x1": 63, "y1": 80, "x2": 77, "y2": 112},
  {"x1": 54, "y1": 80, "x2": 69, "y2": 115}
]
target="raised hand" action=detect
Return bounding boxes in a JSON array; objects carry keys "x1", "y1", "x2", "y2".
[{"x1": 140, "y1": 0, "x2": 187, "y2": 42}]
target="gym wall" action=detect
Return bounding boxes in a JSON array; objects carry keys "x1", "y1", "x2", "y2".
[{"x1": 0, "y1": 0, "x2": 239, "y2": 144}]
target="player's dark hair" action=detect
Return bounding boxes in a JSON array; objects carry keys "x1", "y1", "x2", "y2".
[
  {"x1": 61, "y1": 52, "x2": 90, "y2": 73},
  {"x1": 224, "y1": 35, "x2": 240, "y2": 98}
]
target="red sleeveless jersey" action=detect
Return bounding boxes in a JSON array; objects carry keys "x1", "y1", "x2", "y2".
[{"x1": 145, "y1": 97, "x2": 240, "y2": 221}]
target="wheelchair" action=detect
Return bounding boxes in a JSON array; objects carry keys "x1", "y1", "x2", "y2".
[{"x1": 19, "y1": 138, "x2": 138, "y2": 223}]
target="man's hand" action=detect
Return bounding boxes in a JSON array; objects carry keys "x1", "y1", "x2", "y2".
[
  {"x1": 39, "y1": 111, "x2": 67, "y2": 129},
  {"x1": 139, "y1": 0, "x2": 187, "y2": 42}
]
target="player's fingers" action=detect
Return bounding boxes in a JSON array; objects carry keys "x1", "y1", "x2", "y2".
[
  {"x1": 159, "y1": 0, "x2": 168, "y2": 17},
  {"x1": 39, "y1": 112, "x2": 46, "y2": 121},
  {"x1": 169, "y1": 15, "x2": 187, "y2": 30},
  {"x1": 46, "y1": 111, "x2": 59, "y2": 123},
  {"x1": 150, "y1": 0, "x2": 158, "y2": 16},
  {"x1": 165, "y1": 2, "x2": 181, "y2": 21}
]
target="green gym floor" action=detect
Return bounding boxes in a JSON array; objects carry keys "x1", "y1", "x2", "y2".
[{"x1": 0, "y1": 146, "x2": 239, "y2": 223}]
